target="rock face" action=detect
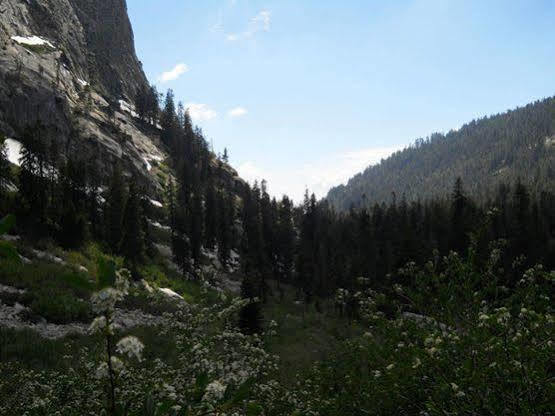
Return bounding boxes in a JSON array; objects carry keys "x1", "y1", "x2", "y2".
[
  {"x1": 1, "y1": 0, "x2": 147, "y2": 99},
  {"x1": 0, "y1": 0, "x2": 164, "y2": 193}
]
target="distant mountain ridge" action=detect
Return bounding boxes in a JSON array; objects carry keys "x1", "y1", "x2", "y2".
[{"x1": 326, "y1": 96, "x2": 555, "y2": 211}]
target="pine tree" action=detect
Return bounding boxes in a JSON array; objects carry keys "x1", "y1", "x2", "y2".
[
  {"x1": 57, "y1": 157, "x2": 88, "y2": 249},
  {"x1": 190, "y1": 188, "x2": 204, "y2": 269},
  {"x1": 238, "y1": 276, "x2": 263, "y2": 335},
  {"x1": 512, "y1": 180, "x2": 531, "y2": 259},
  {"x1": 296, "y1": 190, "x2": 316, "y2": 304},
  {"x1": 217, "y1": 189, "x2": 234, "y2": 268},
  {"x1": 172, "y1": 205, "x2": 191, "y2": 277},
  {"x1": 135, "y1": 85, "x2": 147, "y2": 121},
  {"x1": 204, "y1": 176, "x2": 218, "y2": 251},
  {"x1": 18, "y1": 121, "x2": 49, "y2": 234},
  {"x1": 146, "y1": 85, "x2": 160, "y2": 125},
  {"x1": 105, "y1": 165, "x2": 127, "y2": 254},
  {"x1": 160, "y1": 90, "x2": 177, "y2": 147},
  {"x1": 0, "y1": 135, "x2": 11, "y2": 201},
  {"x1": 120, "y1": 178, "x2": 145, "y2": 278},
  {"x1": 277, "y1": 195, "x2": 296, "y2": 289},
  {"x1": 451, "y1": 177, "x2": 470, "y2": 254}
]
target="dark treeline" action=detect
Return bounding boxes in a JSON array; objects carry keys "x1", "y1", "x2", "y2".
[
  {"x1": 0, "y1": 122, "x2": 151, "y2": 278},
  {"x1": 2, "y1": 89, "x2": 554, "y2": 333},
  {"x1": 236, "y1": 177, "x2": 555, "y2": 305},
  {"x1": 156, "y1": 90, "x2": 238, "y2": 276}
]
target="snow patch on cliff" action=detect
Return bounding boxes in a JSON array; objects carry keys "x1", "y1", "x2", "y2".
[
  {"x1": 5, "y1": 138, "x2": 23, "y2": 167},
  {"x1": 149, "y1": 199, "x2": 163, "y2": 208},
  {"x1": 11, "y1": 35, "x2": 55, "y2": 49}
]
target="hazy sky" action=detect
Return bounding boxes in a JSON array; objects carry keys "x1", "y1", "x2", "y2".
[{"x1": 127, "y1": 0, "x2": 555, "y2": 202}]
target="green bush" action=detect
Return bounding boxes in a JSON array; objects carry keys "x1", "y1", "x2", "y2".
[
  {"x1": 0, "y1": 260, "x2": 94, "y2": 323},
  {"x1": 279, "y1": 254, "x2": 553, "y2": 416},
  {"x1": 30, "y1": 291, "x2": 91, "y2": 324}
]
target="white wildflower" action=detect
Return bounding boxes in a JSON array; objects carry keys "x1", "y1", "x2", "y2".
[
  {"x1": 110, "y1": 356, "x2": 124, "y2": 373},
  {"x1": 412, "y1": 357, "x2": 422, "y2": 369},
  {"x1": 95, "y1": 362, "x2": 109, "y2": 379},
  {"x1": 88, "y1": 316, "x2": 107, "y2": 333},
  {"x1": 478, "y1": 313, "x2": 490, "y2": 321},
  {"x1": 91, "y1": 287, "x2": 123, "y2": 313},
  {"x1": 203, "y1": 380, "x2": 226, "y2": 402},
  {"x1": 116, "y1": 336, "x2": 144, "y2": 361}
]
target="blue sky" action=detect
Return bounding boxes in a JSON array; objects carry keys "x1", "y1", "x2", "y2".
[{"x1": 127, "y1": 0, "x2": 555, "y2": 202}]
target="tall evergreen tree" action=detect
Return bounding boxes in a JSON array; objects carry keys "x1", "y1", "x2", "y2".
[
  {"x1": 18, "y1": 122, "x2": 49, "y2": 234},
  {"x1": 204, "y1": 175, "x2": 218, "y2": 251},
  {"x1": 160, "y1": 90, "x2": 177, "y2": 147},
  {"x1": 238, "y1": 276, "x2": 264, "y2": 335},
  {"x1": 0, "y1": 135, "x2": 11, "y2": 202},
  {"x1": 277, "y1": 195, "x2": 296, "y2": 286},
  {"x1": 451, "y1": 177, "x2": 470, "y2": 254},
  {"x1": 217, "y1": 189, "x2": 234, "y2": 268},
  {"x1": 105, "y1": 164, "x2": 127, "y2": 254},
  {"x1": 57, "y1": 157, "x2": 88, "y2": 249},
  {"x1": 120, "y1": 178, "x2": 145, "y2": 278}
]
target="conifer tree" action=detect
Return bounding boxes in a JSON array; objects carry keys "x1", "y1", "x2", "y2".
[
  {"x1": 217, "y1": 189, "x2": 234, "y2": 268},
  {"x1": 190, "y1": 188, "x2": 204, "y2": 268},
  {"x1": 172, "y1": 205, "x2": 191, "y2": 277},
  {"x1": 105, "y1": 164, "x2": 127, "y2": 254},
  {"x1": 0, "y1": 135, "x2": 11, "y2": 202},
  {"x1": 120, "y1": 178, "x2": 145, "y2": 278},
  {"x1": 18, "y1": 122, "x2": 49, "y2": 233},
  {"x1": 204, "y1": 176, "x2": 218, "y2": 251},
  {"x1": 277, "y1": 196, "x2": 296, "y2": 285},
  {"x1": 135, "y1": 85, "x2": 147, "y2": 121},
  {"x1": 297, "y1": 191, "x2": 317, "y2": 304},
  {"x1": 160, "y1": 90, "x2": 177, "y2": 147},
  {"x1": 57, "y1": 157, "x2": 88, "y2": 249},
  {"x1": 146, "y1": 85, "x2": 160, "y2": 125},
  {"x1": 238, "y1": 276, "x2": 263, "y2": 335}
]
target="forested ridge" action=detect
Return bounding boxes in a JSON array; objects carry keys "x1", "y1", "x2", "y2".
[{"x1": 327, "y1": 96, "x2": 555, "y2": 211}]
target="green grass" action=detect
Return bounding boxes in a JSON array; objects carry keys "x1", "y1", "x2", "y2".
[
  {"x1": 0, "y1": 327, "x2": 96, "y2": 370},
  {"x1": 263, "y1": 282, "x2": 362, "y2": 384},
  {"x1": 0, "y1": 325, "x2": 176, "y2": 372},
  {"x1": 0, "y1": 259, "x2": 94, "y2": 323},
  {"x1": 140, "y1": 262, "x2": 217, "y2": 304}
]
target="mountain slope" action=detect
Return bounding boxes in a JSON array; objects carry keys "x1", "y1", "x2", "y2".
[
  {"x1": 0, "y1": 0, "x2": 164, "y2": 193},
  {"x1": 327, "y1": 97, "x2": 555, "y2": 211}
]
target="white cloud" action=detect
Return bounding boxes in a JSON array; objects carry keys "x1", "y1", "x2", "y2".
[
  {"x1": 237, "y1": 145, "x2": 402, "y2": 203},
  {"x1": 185, "y1": 103, "x2": 218, "y2": 122},
  {"x1": 251, "y1": 10, "x2": 271, "y2": 31},
  {"x1": 228, "y1": 107, "x2": 248, "y2": 118},
  {"x1": 158, "y1": 63, "x2": 189, "y2": 83},
  {"x1": 226, "y1": 9, "x2": 271, "y2": 42}
]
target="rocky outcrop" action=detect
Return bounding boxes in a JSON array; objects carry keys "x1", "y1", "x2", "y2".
[
  {"x1": 1, "y1": 0, "x2": 147, "y2": 99},
  {"x1": 0, "y1": 0, "x2": 165, "y2": 194}
]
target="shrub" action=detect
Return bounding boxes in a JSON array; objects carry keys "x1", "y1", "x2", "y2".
[{"x1": 30, "y1": 291, "x2": 91, "y2": 324}]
